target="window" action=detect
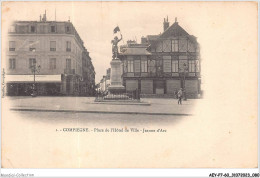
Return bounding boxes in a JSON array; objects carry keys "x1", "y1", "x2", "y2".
[
  {"x1": 51, "y1": 25, "x2": 56, "y2": 32},
  {"x1": 30, "y1": 26, "x2": 36, "y2": 33},
  {"x1": 163, "y1": 56, "x2": 171, "y2": 72},
  {"x1": 172, "y1": 39, "x2": 178, "y2": 52},
  {"x1": 127, "y1": 60, "x2": 134, "y2": 72},
  {"x1": 172, "y1": 60, "x2": 178, "y2": 72},
  {"x1": 29, "y1": 41, "x2": 36, "y2": 51},
  {"x1": 66, "y1": 26, "x2": 70, "y2": 33},
  {"x1": 66, "y1": 59, "x2": 71, "y2": 69},
  {"x1": 189, "y1": 60, "x2": 196, "y2": 72},
  {"x1": 134, "y1": 59, "x2": 141, "y2": 73},
  {"x1": 195, "y1": 60, "x2": 200, "y2": 72},
  {"x1": 29, "y1": 58, "x2": 36, "y2": 69},
  {"x1": 148, "y1": 60, "x2": 156, "y2": 74},
  {"x1": 66, "y1": 41, "x2": 71, "y2": 52},
  {"x1": 9, "y1": 41, "x2": 15, "y2": 51},
  {"x1": 50, "y1": 41, "x2": 56, "y2": 51},
  {"x1": 141, "y1": 60, "x2": 147, "y2": 72},
  {"x1": 156, "y1": 58, "x2": 163, "y2": 74},
  {"x1": 9, "y1": 58, "x2": 16, "y2": 69},
  {"x1": 123, "y1": 60, "x2": 127, "y2": 73},
  {"x1": 49, "y1": 58, "x2": 56, "y2": 69}
]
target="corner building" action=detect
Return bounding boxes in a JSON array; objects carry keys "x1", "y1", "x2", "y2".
[
  {"x1": 119, "y1": 18, "x2": 201, "y2": 98},
  {"x1": 5, "y1": 16, "x2": 95, "y2": 96}
]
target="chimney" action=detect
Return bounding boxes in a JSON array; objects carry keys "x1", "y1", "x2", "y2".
[
  {"x1": 141, "y1": 36, "x2": 147, "y2": 44},
  {"x1": 40, "y1": 15, "x2": 42, "y2": 21},
  {"x1": 42, "y1": 10, "x2": 47, "y2": 22},
  {"x1": 163, "y1": 16, "x2": 169, "y2": 31}
]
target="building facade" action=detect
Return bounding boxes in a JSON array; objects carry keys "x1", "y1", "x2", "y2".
[
  {"x1": 5, "y1": 14, "x2": 95, "y2": 96},
  {"x1": 96, "y1": 68, "x2": 111, "y2": 94},
  {"x1": 81, "y1": 50, "x2": 96, "y2": 96},
  {"x1": 119, "y1": 18, "x2": 201, "y2": 98}
]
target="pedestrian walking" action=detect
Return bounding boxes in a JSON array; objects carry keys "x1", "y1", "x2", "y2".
[
  {"x1": 177, "y1": 88, "x2": 183, "y2": 105},
  {"x1": 174, "y1": 89, "x2": 178, "y2": 99}
]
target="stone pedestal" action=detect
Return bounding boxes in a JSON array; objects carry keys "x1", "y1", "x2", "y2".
[{"x1": 108, "y1": 58, "x2": 125, "y2": 93}]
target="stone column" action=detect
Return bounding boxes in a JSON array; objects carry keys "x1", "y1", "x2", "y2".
[{"x1": 108, "y1": 58, "x2": 125, "y2": 93}]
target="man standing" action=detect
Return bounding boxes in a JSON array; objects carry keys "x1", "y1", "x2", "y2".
[{"x1": 177, "y1": 88, "x2": 183, "y2": 105}]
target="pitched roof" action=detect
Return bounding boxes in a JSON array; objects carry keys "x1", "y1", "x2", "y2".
[
  {"x1": 187, "y1": 35, "x2": 198, "y2": 44},
  {"x1": 160, "y1": 22, "x2": 189, "y2": 38}
]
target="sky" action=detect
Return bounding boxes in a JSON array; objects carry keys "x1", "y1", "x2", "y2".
[{"x1": 2, "y1": 1, "x2": 257, "y2": 89}]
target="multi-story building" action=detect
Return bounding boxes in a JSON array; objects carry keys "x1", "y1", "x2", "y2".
[
  {"x1": 5, "y1": 13, "x2": 95, "y2": 96},
  {"x1": 96, "y1": 68, "x2": 111, "y2": 94},
  {"x1": 119, "y1": 17, "x2": 201, "y2": 98},
  {"x1": 105, "y1": 68, "x2": 111, "y2": 92},
  {"x1": 81, "y1": 49, "x2": 96, "y2": 96}
]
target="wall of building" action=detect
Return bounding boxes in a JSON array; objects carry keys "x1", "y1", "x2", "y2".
[
  {"x1": 120, "y1": 37, "x2": 200, "y2": 98},
  {"x1": 7, "y1": 34, "x2": 83, "y2": 76},
  {"x1": 6, "y1": 21, "x2": 95, "y2": 96}
]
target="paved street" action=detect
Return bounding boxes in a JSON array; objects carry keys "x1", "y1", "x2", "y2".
[
  {"x1": 3, "y1": 96, "x2": 199, "y2": 129},
  {"x1": 5, "y1": 96, "x2": 196, "y2": 115}
]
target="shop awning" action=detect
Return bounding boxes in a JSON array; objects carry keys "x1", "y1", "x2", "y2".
[{"x1": 5, "y1": 75, "x2": 62, "y2": 83}]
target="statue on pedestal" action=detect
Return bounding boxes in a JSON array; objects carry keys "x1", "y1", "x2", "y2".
[{"x1": 111, "y1": 26, "x2": 123, "y2": 60}]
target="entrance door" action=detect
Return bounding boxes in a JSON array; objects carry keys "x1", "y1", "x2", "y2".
[{"x1": 155, "y1": 80, "x2": 164, "y2": 94}]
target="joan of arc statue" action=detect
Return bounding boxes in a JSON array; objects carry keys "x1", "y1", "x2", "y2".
[{"x1": 111, "y1": 34, "x2": 122, "y2": 59}]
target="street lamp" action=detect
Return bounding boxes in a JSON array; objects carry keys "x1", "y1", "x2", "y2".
[
  {"x1": 179, "y1": 63, "x2": 188, "y2": 101},
  {"x1": 30, "y1": 62, "x2": 41, "y2": 97}
]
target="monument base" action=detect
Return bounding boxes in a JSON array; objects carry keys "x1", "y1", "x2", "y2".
[
  {"x1": 108, "y1": 58, "x2": 125, "y2": 94},
  {"x1": 108, "y1": 85, "x2": 125, "y2": 94}
]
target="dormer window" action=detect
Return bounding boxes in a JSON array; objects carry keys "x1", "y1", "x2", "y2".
[
  {"x1": 66, "y1": 26, "x2": 70, "y2": 33},
  {"x1": 30, "y1": 26, "x2": 36, "y2": 33},
  {"x1": 51, "y1": 25, "x2": 56, "y2": 32}
]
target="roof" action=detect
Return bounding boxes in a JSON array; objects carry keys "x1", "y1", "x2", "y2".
[
  {"x1": 119, "y1": 47, "x2": 152, "y2": 56},
  {"x1": 187, "y1": 35, "x2": 198, "y2": 44},
  {"x1": 160, "y1": 22, "x2": 189, "y2": 38},
  {"x1": 147, "y1": 35, "x2": 159, "y2": 41}
]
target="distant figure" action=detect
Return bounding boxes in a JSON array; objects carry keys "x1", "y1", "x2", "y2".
[
  {"x1": 174, "y1": 89, "x2": 178, "y2": 99},
  {"x1": 177, "y1": 88, "x2": 183, "y2": 105}
]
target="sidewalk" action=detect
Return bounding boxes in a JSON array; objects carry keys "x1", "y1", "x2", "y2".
[{"x1": 4, "y1": 96, "x2": 197, "y2": 116}]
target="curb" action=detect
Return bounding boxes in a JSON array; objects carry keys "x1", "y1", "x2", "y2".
[
  {"x1": 91, "y1": 102, "x2": 151, "y2": 106},
  {"x1": 10, "y1": 108, "x2": 193, "y2": 116}
]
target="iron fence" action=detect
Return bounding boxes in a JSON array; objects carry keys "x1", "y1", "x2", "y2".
[{"x1": 95, "y1": 90, "x2": 140, "y2": 101}]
